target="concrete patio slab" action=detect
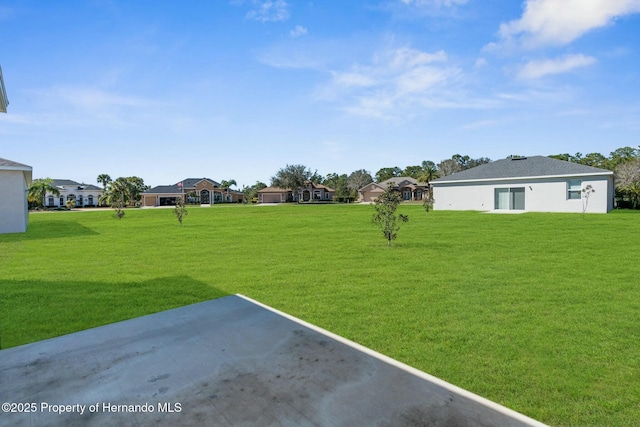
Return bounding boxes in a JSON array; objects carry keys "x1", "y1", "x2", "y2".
[{"x1": 0, "y1": 295, "x2": 548, "y2": 427}]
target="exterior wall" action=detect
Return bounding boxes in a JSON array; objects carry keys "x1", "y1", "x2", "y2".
[
  {"x1": 433, "y1": 175, "x2": 613, "y2": 213},
  {"x1": 0, "y1": 170, "x2": 29, "y2": 233},
  {"x1": 45, "y1": 189, "x2": 103, "y2": 208},
  {"x1": 359, "y1": 184, "x2": 383, "y2": 202}
]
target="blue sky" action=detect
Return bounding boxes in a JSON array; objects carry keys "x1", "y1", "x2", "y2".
[{"x1": 1, "y1": 0, "x2": 639, "y2": 188}]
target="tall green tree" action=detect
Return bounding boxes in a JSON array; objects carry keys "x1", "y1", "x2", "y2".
[
  {"x1": 271, "y1": 164, "x2": 313, "y2": 202},
  {"x1": 375, "y1": 167, "x2": 403, "y2": 182},
  {"x1": 416, "y1": 163, "x2": 439, "y2": 214},
  {"x1": 242, "y1": 181, "x2": 267, "y2": 203},
  {"x1": 96, "y1": 174, "x2": 112, "y2": 190},
  {"x1": 27, "y1": 178, "x2": 60, "y2": 208},
  {"x1": 372, "y1": 185, "x2": 409, "y2": 246},
  {"x1": 347, "y1": 169, "x2": 373, "y2": 199},
  {"x1": 615, "y1": 158, "x2": 640, "y2": 208},
  {"x1": 220, "y1": 179, "x2": 237, "y2": 202}
]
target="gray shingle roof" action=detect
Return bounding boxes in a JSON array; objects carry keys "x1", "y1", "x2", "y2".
[
  {"x1": 432, "y1": 156, "x2": 613, "y2": 183},
  {"x1": 176, "y1": 178, "x2": 221, "y2": 188},
  {"x1": 0, "y1": 157, "x2": 31, "y2": 169},
  {"x1": 143, "y1": 185, "x2": 181, "y2": 194},
  {"x1": 51, "y1": 179, "x2": 102, "y2": 191}
]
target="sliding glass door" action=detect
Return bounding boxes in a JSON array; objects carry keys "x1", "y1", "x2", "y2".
[{"x1": 494, "y1": 187, "x2": 525, "y2": 210}]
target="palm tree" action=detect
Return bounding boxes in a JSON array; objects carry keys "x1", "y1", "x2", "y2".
[
  {"x1": 220, "y1": 179, "x2": 237, "y2": 203},
  {"x1": 96, "y1": 174, "x2": 112, "y2": 190},
  {"x1": 28, "y1": 178, "x2": 60, "y2": 208},
  {"x1": 416, "y1": 164, "x2": 439, "y2": 212}
]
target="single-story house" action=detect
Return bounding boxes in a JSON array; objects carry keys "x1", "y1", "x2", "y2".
[
  {"x1": 0, "y1": 157, "x2": 32, "y2": 233},
  {"x1": 258, "y1": 182, "x2": 335, "y2": 203},
  {"x1": 142, "y1": 178, "x2": 243, "y2": 207},
  {"x1": 359, "y1": 176, "x2": 429, "y2": 203},
  {"x1": 44, "y1": 179, "x2": 104, "y2": 208},
  {"x1": 431, "y1": 156, "x2": 614, "y2": 213}
]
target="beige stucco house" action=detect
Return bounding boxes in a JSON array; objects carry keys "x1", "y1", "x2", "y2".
[
  {"x1": 142, "y1": 178, "x2": 243, "y2": 207},
  {"x1": 258, "y1": 182, "x2": 335, "y2": 203},
  {"x1": 0, "y1": 157, "x2": 32, "y2": 234},
  {"x1": 359, "y1": 176, "x2": 429, "y2": 203}
]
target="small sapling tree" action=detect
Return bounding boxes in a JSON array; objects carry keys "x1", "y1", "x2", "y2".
[
  {"x1": 372, "y1": 185, "x2": 409, "y2": 246},
  {"x1": 174, "y1": 197, "x2": 188, "y2": 226},
  {"x1": 582, "y1": 184, "x2": 595, "y2": 215}
]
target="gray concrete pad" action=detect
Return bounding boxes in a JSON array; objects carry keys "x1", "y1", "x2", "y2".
[{"x1": 0, "y1": 295, "x2": 548, "y2": 427}]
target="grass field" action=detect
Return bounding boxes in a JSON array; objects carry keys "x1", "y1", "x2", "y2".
[{"x1": 1, "y1": 204, "x2": 639, "y2": 426}]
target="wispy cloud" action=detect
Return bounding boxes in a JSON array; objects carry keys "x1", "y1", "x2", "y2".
[
  {"x1": 290, "y1": 25, "x2": 307, "y2": 38},
  {"x1": 246, "y1": 0, "x2": 290, "y2": 22},
  {"x1": 493, "y1": 0, "x2": 640, "y2": 50},
  {"x1": 516, "y1": 54, "x2": 597, "y2": 79},
  {"x1": 321, "y1": 46, "x2": 464, "y2": 119}
]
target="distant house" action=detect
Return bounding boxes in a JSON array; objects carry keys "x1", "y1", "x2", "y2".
[
  {"x1": 431, "y1": 156, "x2": 614, "y2": 213},
  {"x1": 142, "y1": 178, "x2": 243, "y2": 207},
  {"x1": 358, "y1": 176, "x2": 429, "y2": 203},
  {"x1": 0, "y1": 66, "x2": 8, "y2": 113},
  {"x1": 258, "y1": 182, "x2": 335, "y2": 203},
  {"x1": 44, "y1": 180, "x2": 104, "y2": 208},
  {"x1": 0, "y1": 157, "x2": 32, "y2": 234}
]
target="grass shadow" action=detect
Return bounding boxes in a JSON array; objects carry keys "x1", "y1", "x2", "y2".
[
  {"x1": 0, "y1": 276, "x2": 229, "y2": 349},
  {"x1": 0, "y1": 220, "x2": 100, "y2": 241}
]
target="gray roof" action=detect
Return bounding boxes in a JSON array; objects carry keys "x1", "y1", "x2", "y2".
[
  {"x1": 177, "y1": 178, "x2": 221, "y2": 188},
  {"x1": 143, "y1": 185, "x2": 181, "y2": 194},
  {"x1": 51, "y1": 179, "x2": 102, "y2": 191},
  {"x1": 0, "y1": 157, "x2": 31, "y2": 169},
  {"x1": 432, "y1": 156, "x2": 613, "y2": 183}
]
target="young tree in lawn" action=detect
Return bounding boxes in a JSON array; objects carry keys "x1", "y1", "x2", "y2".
[
  {"x1": 271, "y1": 164, "x2": 313, "y2": 203},
  {"x1": 372, "y1": 185, "x2": 409, "y2": 246},
  {"x1": 27, "y1": 178, "x2": 60, "y2": 208},
  {"x1": 174, "y1": 196, "x2": 188, "y2": 226}
]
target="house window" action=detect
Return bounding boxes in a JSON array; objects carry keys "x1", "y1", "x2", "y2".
[
  {"x1": 88, "y1": 195, "x2": 94, "y2": 205},
  {"x1": 495, "y1": 187, "x2": 525, "y2": 210},
  {"x1": 78, "y1": 195, "x2": 84, "y2": 207},
  {"x1": 59, "y1": 196, "x2": 64, "y2": 206},
  {"x1": 568, "y1": 180, "x2": 582, "y2": 200},
  {"x1": 48, "y1": 196, "x2": 54, "y2": 206}
]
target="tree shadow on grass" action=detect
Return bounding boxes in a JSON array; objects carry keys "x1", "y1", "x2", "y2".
[
  {"x1": 0, "y1": 276, "x2": 229, "y2": 349},
  {"x1": 0, "y1": 220, "x2": 100, "y2": 241}
]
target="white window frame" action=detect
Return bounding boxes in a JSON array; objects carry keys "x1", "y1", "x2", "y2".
[{"x1": 567, "y1": 179, "x2": 582, "y2": 200}]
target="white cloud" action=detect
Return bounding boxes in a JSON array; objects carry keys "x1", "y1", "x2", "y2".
[
  {"x1": 324, "y1": 46, "x2": 461, "y2": 119},
  {"x1": 516, "y1": 54, "x2": 597, "y2": 79},
  {"x1": 497, "y1": 0, "x2": 640, "y2": 49},
  {"x1": 290, "y1": 25, "x2": 307, "y2": 38},
  {"x1": 246, "y1": 0, "x2": 290, "y2": 22}
]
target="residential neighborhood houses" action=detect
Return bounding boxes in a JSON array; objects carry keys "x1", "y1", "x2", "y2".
[
  {"x1": 142, "y1": 178, "x2": 244, "y2": 207},
  {"x1": 3, "y1": 147, "x2": 640, "y2": 234}
]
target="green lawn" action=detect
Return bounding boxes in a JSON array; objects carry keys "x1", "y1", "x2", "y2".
[{"x1": 1, "y1": 205, "x2": 639, "y2": 426}]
